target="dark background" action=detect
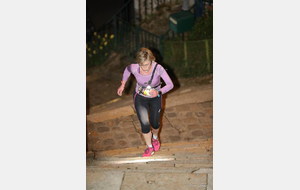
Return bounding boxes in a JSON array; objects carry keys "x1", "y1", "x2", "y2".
[{"x1": 86, "y1": 0, "x2": 128, "y2": 30}]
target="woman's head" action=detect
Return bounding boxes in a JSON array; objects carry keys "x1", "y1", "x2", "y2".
[{"x1": 136, "y1": 48, "x2": 155, "y2": 66}]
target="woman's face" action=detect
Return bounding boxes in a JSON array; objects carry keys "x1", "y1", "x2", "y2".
[{"x1": 139, "y1": 60, "x2": 152, "y2": 72}]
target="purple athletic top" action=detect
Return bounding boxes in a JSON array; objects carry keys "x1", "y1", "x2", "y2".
[{"x1": 122, "y1": 62, "x2": 174, "y2": 98}]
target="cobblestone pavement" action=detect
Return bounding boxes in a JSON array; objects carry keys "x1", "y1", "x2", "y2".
[{"x1": 87, "y1": 83, "x2": 213, "y2": 152}]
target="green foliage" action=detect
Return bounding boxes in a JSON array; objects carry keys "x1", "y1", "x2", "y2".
[
  {"x1": 187, "y1": 7, "x2": 213, "y2": 41},
  {"x1": 163, "y1": 40, "x2": 213, "y2": 78},
  {"x1": 86, "y1": 33, "x2": 115, "y2": 68}
]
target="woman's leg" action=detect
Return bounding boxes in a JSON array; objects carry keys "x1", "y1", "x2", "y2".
[
  {"x1": 134, "y1": 94, "x2": 152, "y2": 146},
  {"x1": 148, "y1": 96, "x2": 162, "y2": 137}
]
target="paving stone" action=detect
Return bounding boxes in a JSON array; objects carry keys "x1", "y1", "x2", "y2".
[
  {"x1": 198, "y1": 118, "x2": 209, "y2": 125},
  {"x1": 185, "y1": 112, "x2": 193, "y2": 117},
  {"x1": 87, "y1": 124, "x2": 95, "y2": 131},
  {"x1": 94, "y1": 122, "x2": 107, "y2": 127},
  {"x1": 128, "y1": 133, "x2": 140, "y2": 139},
  {"x1": 164, "y1": 128, "x2": 179, "y2": 135},
  {"x1": 173, "y1": 123, "x2": 186, "y2": 133},
  {"x1": 103, "y1": 139, "x2": 115, "y2": 146},
  {"x1": 202, "y1": 124, "x2": 212, "y2": 129},
  {"x1": 176, "y1": 105, "x2": 191, "y2": 112},
  {"x1": 178, "y1": 112, "x2": 188, "y2": 117},
  {"x1": 122, "y1": 126, "x2": 136, "y2": 134},
  {"x1": 121, "y1": 172, "x2": 207, "y2": 190},
  {"x1": 106, "y1": 119, "x2": 118, "y2": 127},
  {"x1": 118, "y1": 140, "x2": 129, "y2": 147},
  {"x1": 104, "y1": 145, "x2": 117, "y2": 150},
  {"x1": 182, "y1": 117, "x2": 199, "y2": 125},
  {"x1": 121, "y1": 121, "x2": 134, "y2": 128},
  {"x1": 187, "y1": 124, "x2": 201, "y2": 130},
  {"x1": 205, "y1": 108, "x2": 213, "y2": 116},
  {"x1": 164, "y1": 107, "x2": 174, "y2": 112},
  {"x1": 161, "y1": 122, "x2": 173, "y2": 130},
  {"x1": 167, "y1": 112, "x2": 177, "y2": 118},
  {"x1": 97, "y1": 127, "x2": 110, "y2": 133},
  {"x1": 169, "y1": 135, "x2": 181, "y2": 142},
  {"x1": 112, "y1": 126, "x2": 121, "y2": 131},
  {"x1": 92, "y1": 143, "x2": 103, "y2": 151},
  {"x1": 183, "y1": 136, "x2": 194, "y2": 141},
  {"x1": 133, "y1": 121, "x2": 141, "y2": 129},
  {"x1": 195, "y1": 112, "x2": 205, "y2": 117},
  {"x1": 99, "y1": 132, "x2": 114, "y2": 140},
  {"x1": 131, "y1": 115, "x2": 139, "y2": 121},
  {"x1": 161, "y1": 116, "x2": 169, "y2": 124},
  {"x1": 89, "y1": 138, "x2": 99, "y2": 144},
  {"x1": 189, "y1": 104, "x2": 203, "y2": 112},
  {"x1": 89, "y1": 131, "x2": 99, "y2": 138},
  {"x1": 192, "y1": 130, "x2": 203, "y2": 136},
  {"x1": 131, "y1": 139, "x2": 144, "y2": 147},
  {"x1": 203, "y1": 131, "x2": 213, "y2": 137},
  {"x1": 168, "y1": 118, "x2": 182, "y2": 125},
  {"x1": 114, "y1": 132, "x2": 126, "y2": 140}
]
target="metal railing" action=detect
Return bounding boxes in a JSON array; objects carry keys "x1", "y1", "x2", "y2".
[{"x1": 86, "y1": 0, "x2": 213, "y2": 68}]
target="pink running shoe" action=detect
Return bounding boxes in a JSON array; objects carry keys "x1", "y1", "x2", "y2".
[
  {"x1": 143, "y1": 147, "x2": 154, "y2": 157},
  {"x1": 152, "y1": 138, "x2": 160, "y2": 152}
]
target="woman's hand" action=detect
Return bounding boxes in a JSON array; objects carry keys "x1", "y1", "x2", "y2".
[
  {"x1": 117, "y1": 85, "x2": 125, "y2": 96},
  {"x1": 149, "y1": 89, "x2": 159, "y2": 97}
]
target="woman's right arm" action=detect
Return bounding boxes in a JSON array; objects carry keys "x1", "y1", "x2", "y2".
[{"x1": 117, "y1": 64, "x2": 133, "y2": 96}]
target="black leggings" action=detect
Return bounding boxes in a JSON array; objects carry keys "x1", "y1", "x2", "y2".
[{"x1": 133, "y1": 92, "x2": 162, "y2": 134}]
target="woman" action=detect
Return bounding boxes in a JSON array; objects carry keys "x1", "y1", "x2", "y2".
[{"x1": 117, "y1": 47, "x2": 174, "y2": 157}]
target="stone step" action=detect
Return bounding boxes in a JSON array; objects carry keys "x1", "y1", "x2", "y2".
[
  {"x1": 87, "y1": 139, "x2": 213, "y2": 189},
  {"x1": 86, "y1": 168, "x2": 212, "y2": 190},
  {"x1": 87, "y1": 139, "x2": 213, "y2": 175},
  {"x1": 88, "y1": 162, "x2": 213, "y2": 173},
  {"x1": 90, "y1": 156, "x2": 212, "y2": 167},
  {"x1": 88, "y1": 161, "x2": 213, "y2": 172},
  {"x1": 95, "y1": 139, "x2": 213, "y2": 158}
]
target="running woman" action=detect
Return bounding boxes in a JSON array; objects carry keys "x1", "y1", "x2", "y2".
[{"x1": 117, "y1": 47, "x2": 174, "y2": 157}]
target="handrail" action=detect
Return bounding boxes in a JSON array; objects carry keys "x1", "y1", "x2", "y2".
[{"x1": 106, "y1": 0, "x2": 133, "y2": 24}]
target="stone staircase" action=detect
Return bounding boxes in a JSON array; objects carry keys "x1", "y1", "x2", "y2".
[{"x1": 86, "y1": 138, "x2": 213, "y2": 190}]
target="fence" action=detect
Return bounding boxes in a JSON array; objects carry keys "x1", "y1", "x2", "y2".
[
  {"x1": 86, "y1": 0, "x2": 213, "y2": 68},
  {"x1": 163, "y1": 39, "x2": 213, "y2": 78},
  {"x1": 86, "y1": 17, "x2": 164, "y2": 68}
]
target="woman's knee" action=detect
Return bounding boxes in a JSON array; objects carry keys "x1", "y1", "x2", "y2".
[
  {"x1": 141, "y1": 125, "x2": 151, "y2": 133},
  {"x1": 151, "y1": 122, "x2": 160, "y2": 130}
]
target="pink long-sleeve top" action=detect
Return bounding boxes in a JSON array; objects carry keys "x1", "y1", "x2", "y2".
[{"x1": 122, "y1": 62, "x2": 174, "y2": 98}]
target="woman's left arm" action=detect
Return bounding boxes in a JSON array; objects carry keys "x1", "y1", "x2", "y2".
[{"x1": 159, "y1": 65, "x2": 174, "y2": 94}]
